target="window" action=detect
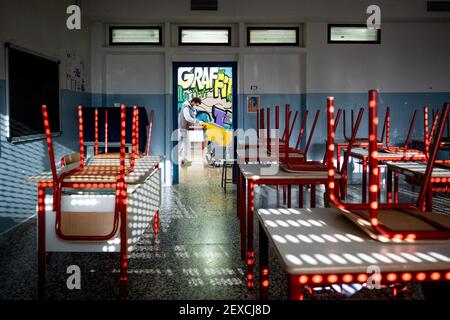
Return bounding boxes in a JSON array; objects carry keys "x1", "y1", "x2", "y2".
[
  {"x1": 109, "y1": 26, "x2": 162, "y2": 45},
  {"x1": 247, "y1": 27, "x2": 299, "y2": 46},
  {"x1": 328, "y1": 24, "x2": 380, "y2": 44},
  {"x1": 179, "y1": 27, "x2": 231, "y2": 45}
]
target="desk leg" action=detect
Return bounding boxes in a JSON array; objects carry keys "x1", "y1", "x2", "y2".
[
  {"x1": 259, "y1": 222, "x2": 269, "y2": 300},
  {"x1": 37, "y1": 184, "x2": 46, "y2": 300},
  {"x1": 298, "y1": 185, "x2": 304, "y2": 208},
  {"x1": 153, "y1": 210, "x2": 159, "y2": 234},
  {"x1": 378, "y1": 166, "x2": 382, "y2": 201},
  {"x1": 119, "y1": 199, "x2": 129, "y2": 298},
  {"x1": 247, "y1": 181, "x2": 255, "y2": 289},
  {"x1": 341, "y1": 174, "x2": 347, "y2": 200},
  {"x1": 394, "y1": 172, "x2": 399, "y2": 204},
  {"x1": 337, "y1": 145, "x2": 342, "y2": 174},
  {"x1": 426, "y1": 184, "x2": 433, "y2": 211},
  {"x1": 310, "y1": 184, "x2": 316, "y2": 208},
  {"x1": 283, "y1": 185, "x2": 287, "y2": 205},
  {"x1": 387, "y1": 168, "x2": 393, "y2": 204},
  {"x1": 276, "y1": 185, "x2": 280, "y2": 207},
  {"x1": 288, "y1": 275, "x2": 304, "y2": 300},
  {"x1": 237, "y1": 169, "x2": 241, "y2": 218},
  {"x1": 240, "y1": 172, "x2": 246, "y2": 260},
  {"x1": 287, "y1": 185, "x2": 292, "y2": 208},
  {"x1": 362, "y1": 159, "x2": 367, "y2": 203}
]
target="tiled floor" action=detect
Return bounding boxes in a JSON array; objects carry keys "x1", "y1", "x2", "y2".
[{"x1": 0, "y1": 157, "x2": 449, "y2": 299}]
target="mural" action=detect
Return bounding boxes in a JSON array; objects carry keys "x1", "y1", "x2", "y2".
[{"x1": 177, "y1": 66, "x2": 233, "y2": 130}]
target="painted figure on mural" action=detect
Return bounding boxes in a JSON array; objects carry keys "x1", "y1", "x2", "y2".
[{"x1": 178, "y1": 97, "x2": 202, "y2": 166}]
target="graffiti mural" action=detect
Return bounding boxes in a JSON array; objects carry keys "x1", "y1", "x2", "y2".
[{"x1": 177, "y1": 66, "x2": 233, "y2": 130}]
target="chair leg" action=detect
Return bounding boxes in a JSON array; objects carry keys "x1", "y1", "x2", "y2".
[
  {"x1": 37, "y1": 184, "x2": 46, "y2": 300},
  {"x1": 224, "y1": 164, "x2": 227, "y2": 192},
  {"x1": 119, "y1": 200, "x2": 128, "y2": 298},
  {"x1": 153, "y1": 210, "x2": 159, "y2": 234}
]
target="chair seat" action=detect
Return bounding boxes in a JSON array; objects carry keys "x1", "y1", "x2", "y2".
[
  {"x1": 60, "y1": 211, "x2": 116, "y2": 237},
  {"x1": 340, "y1": 208, "x2": 450, "y2": 243}
]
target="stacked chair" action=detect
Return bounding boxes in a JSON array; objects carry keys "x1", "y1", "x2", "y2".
[{"x1": 30, "y1": 104, "x2": 161, "y2": 298}]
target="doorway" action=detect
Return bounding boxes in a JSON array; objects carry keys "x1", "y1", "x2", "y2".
[{"x1": 172, "y1": 62, "x2": 237, "y2": 185}]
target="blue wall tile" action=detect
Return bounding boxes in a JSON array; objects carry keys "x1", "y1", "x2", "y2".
[
  {"x1": 0, "y1": 80, "x2": 91, "y2": 234},
  {"x1": 305, "y1": 92, "x2": 450, "y2": 160}
]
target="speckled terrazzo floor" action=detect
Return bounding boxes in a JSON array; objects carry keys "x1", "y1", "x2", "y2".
[{"x1": 0, "y1": 157, "x2": 449, "y2": 300}]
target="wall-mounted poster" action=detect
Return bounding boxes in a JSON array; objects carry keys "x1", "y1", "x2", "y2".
[
  {"x1": 65, "y1": 53, "x2": 85, "y2": 92},
  {"x1": 247, "y1": 95, "x2": 259, "y2": 113}
]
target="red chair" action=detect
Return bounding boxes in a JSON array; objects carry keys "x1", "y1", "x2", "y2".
[
  {"x1": 326, "y1": 90, "x2": 450, "y2": 241},
  {"x1": 343, "y1": 106, "x2": 391, "y2": 147},
  {"x1": 92, "y1": 107, "x2": 155, "y2": 159},
  {"x1": 266, "y1": 104, "x2": 320, "y2": 163},
  {"x1": 40, "y1": 105, "x2": 130, "y2": 297}
]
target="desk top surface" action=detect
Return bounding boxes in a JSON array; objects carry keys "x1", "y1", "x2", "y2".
[
  {"x1": 239, "y1": 163, "x2": 340, "y2": 180},
  {"x1": 257, "y1": 207, "x2": 450, "y2": 275},
  {"x1": 387, "y1": 162, "x2": 450, "y2": 177},
  {"x1": 27, "y1": 155, "x2": 162, "y2": 185}
]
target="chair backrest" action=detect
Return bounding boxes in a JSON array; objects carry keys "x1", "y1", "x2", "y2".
[
  {"x1": 273, "y1": 104, "x2": 299, "y2": 146},
  {"x1": 322, "y1": 108, "x2": 342, "y2": 164},
  {"x1": 380, "y1": 106, "x2": 390, "y2": 147},
  {"x1": 87, "y1": 106, "x2": 140, "y2": 161},
  {"x1": 119, "y1": 105, "x2": 127, "y2": 177},
  {"x1": 275, "y1": 105, "x2": 280, "y2": 134},
  {"x1": 95, "y1": 108, "x2": 99, "y2": 155},
  {"x1": 326, "y1": 93, "x2": 377, "y2": 212},
  {"x1": 343, "y1": 107, "x2": 390, "y2": 144},
  {"x1": 259, "y1": 107, "x2": 265, "y2": 131},
  {"x1": 416, "y1": 102, "x2": 450, "y2": 210},
  {"x1": 105, "y1": 110, "x2": 108, "y2": 153},
  {"x1": 424, "y1": 106, "x2": 429, "y2": 156},
  {"x1": 303, "y1": 110, "x2": 320, "y2": 158},
  {"x1": 368, "y1": 90, "x2": 380, "y2": 225},
  {"x1": 424, "y1": 108, "x2": 440, "y2": 157},
  {"x1": 288, "y1": 111, "x2": 299, "y2": 140},
  {"x1": 130, "y1": 106, "x2": 138, "y2": 168},
  {"x1": 77, "y1": 106, "x2": 85, "y2": 168},
  {"x1": 295, "y1": 111, "x2": 309, "y2": 150},
  {"x1": 340, "y1": 108, "x2": 364, "y2": 174},
  {"x1": 403, "y1": 109, "x2": 417, "y2": 149},
  {"x1": 41, "y1": 105, "x2": 58, "y2": 185},
  {"x1": 146, "y1": 110, "x2": 154, "y2": 156},
  {"x1": 430, "y1": 110, "x2": 439, "y2": 143},
  {"x1": 278, "y1": 105, "x2": 292, "y2": 142}
]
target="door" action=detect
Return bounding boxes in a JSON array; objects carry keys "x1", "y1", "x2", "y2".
[{"x1": 172, "y1": 62, "x2": 237, "y2": 185}]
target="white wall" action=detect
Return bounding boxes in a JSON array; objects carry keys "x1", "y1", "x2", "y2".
[
  {"x1": 306, "y1": 22, "x2": 450, "y2": 93},
  {"x1": 0, "y1": 0, "x2": 90, "y2": 88},
  {"x1": 243, "y1": 54, "x2": 303, "y2": 94},
  {"x1": 83, "y1": 0, "x2": 450, "y2": 23},
  {"x1": 105, "y1": 53, "x2": 165, "y2": 94}
]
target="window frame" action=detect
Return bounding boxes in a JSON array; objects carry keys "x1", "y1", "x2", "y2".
[
  {"x1": 327, "y1": 24, "x2": 381, "y2": 44},
  {"x1": 109, "y1": 26, "x2": 163, "y2": 46},
  {"x1": 178, "y1": 26, "x2": 232, "y2": 46},
  {"x1": 247, "y1": 26, "x2": 300, "y2": 46}
]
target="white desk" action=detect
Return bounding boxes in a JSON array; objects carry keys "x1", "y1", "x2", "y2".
[{"x1": 257, "y1": 207, "x2": 450, "y2": 299}]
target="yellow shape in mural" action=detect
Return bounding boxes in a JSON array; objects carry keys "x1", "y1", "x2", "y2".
[{"x1": 201, "y1": 122, "x2": 233, "y2": 146}]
